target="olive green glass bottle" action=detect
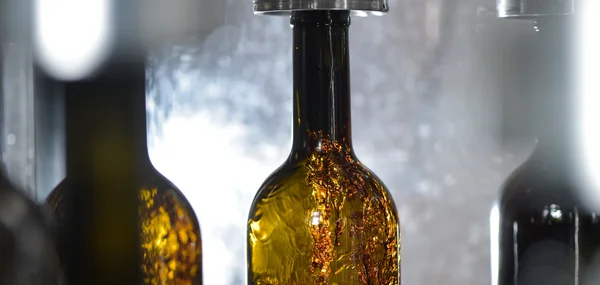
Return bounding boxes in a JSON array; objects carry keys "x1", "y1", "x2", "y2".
[
  {"x1": 41, "y1": 7, "x2": 203, "y2": 283},
  {"x1": 44, "y1": 58, "x2": 203, "y2": 284},
  {"x1": 247, "y1": 10, "x2": 401, "y2": 285}
]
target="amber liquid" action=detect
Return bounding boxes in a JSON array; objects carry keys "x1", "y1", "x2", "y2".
[
  {"x1": 47, "y1": 172, "x2": 202, "y2": 285},
  {"x1": 247, "y1": 11, "x2": 401, "y2": 285},
  {"x1": 248, "y1": 134, "x2": 400, "y2": 284},
  {"x1": 43, "y1": 57, "x2": 202, "y2": 284}
]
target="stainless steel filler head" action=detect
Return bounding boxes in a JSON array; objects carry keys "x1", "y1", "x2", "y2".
[
  {"x1": 497, "y1": 0, "x2": 575, "y2": 18},
  {"x1": 253, "y1": 0, "x2": 388, "y2": 15}
]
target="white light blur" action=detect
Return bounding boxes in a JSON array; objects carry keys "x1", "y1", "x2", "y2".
[
  {"x1": 489, "y1": 204, "x2": 499, "y2": 285},
  {"x1": 577, "y1": 0, "x2": 600, "y2": 211},
  {"x1": 353, "y1": 11, "x2": 369, "y2": 17},
  {"x1": 149, "y1": 111, "x2": 285, "y2": 285},
  {"x1": 311, "y1": 211, "x2": 321, "y2": 226},
  {"x1": 34, "y1": 0, "x2": 113, "y2": 80},
  {"x1": 549, "y1": 204, "x2": 562, "y2": 220}
]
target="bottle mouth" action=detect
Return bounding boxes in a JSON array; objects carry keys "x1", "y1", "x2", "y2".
[
  {"x1": 496, "y1": 0, "x2": 575, "y2": 19},
  {"x1": 253, "y1": 0, "x2": 389, "y2": 16}
]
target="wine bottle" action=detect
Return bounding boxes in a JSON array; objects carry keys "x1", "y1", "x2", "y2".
[
  {"x1": 1, "y1": 70, "x2": 60, "y2": 285},
  {"x1": 247, "y1": 10, "x2": 401, "y2": 285},
  {"x1": 0, "y1": 166, "x2": 61, "y2": 285},
  {"x1": 1, "y1": 0, "x2": 61, "y2": 282},
  {"x1": 491, "y1": 17, "x2": 600, "y2": 285},
  {"x1": 41, "y1": 6, "x2": 203, "y2": 284},
  {"x1": 44, "y1": 60, "x2": 203, "y2": 285}
]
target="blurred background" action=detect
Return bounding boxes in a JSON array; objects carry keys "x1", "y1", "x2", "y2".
[{"x1": 1, "y1": 0, "x2": 559, "y2": 284}]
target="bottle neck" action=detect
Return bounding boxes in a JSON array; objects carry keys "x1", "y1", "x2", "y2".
[
  {"x1": 531, "y1": 17, "x2": 575, "y2": 159},
  {"x1": 290, "y1": 11, "x2": 353, "y2": 159},
  {"x1": 64, "y1": 59, "x2": 151, "y2": 174}
]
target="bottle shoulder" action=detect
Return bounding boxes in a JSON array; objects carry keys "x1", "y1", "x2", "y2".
[
  {"x1": 46, "y1": 168, "x2": 200, "y2": 227},
  {"x1": 1, "y1": 183, "x2": 48, "y2": 226},
  {"x1": 46, "y1": 169, "x2": 203, "y2": 283},
  {"x1": 498, "y1": 154, "x2": 581, "y2": 213},
  {"x1": 250, "y1": 152, "x2": 396, "y2": 215},
  {"x1": 138, "y1": 167, "x2": 198, "y2": 214},
  {"x1": 0, "y1": 183, "x2": 61, "y2": 285},
  {"x1": 47, "y1": 167, "x2": 187, "y2": 200}
]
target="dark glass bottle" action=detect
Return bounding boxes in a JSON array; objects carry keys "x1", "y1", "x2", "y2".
[
  {"x1": 247, "y1": 11, "x2": 401, "y2": 285},
  {"x1": 1, "y1": 0, "x2": 60, "y2": 283},
  {"x1": 0, "y1": 167, "x2": 61, "y2": 285},
  {"x1": 1, "y1": 67, "x2": 60, "y2": 285},
  {"x1": 42, "y1": 29, "x2": 203, "y2": 285},
  {"x1": 492, "y1": 17, "x2": 600, "y2": 285}
]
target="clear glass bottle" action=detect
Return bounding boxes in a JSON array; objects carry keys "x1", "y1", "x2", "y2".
[{"x1": 247, "y1": 10, "x2": 401, "y2": 285}]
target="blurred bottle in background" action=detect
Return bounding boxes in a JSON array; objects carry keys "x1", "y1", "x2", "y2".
[
  {"x1": 489, "y1": 6, "x2": 600, "y2": 284},
  {"x1": 34, "y1": 1, "x2": 203, "y2": 284},
  {"x1": 0, "y1": 156, "x2": 61, "y2": 285},
  {"x1": 1, "y1": 0, "x2": 61, "y2": 283}
]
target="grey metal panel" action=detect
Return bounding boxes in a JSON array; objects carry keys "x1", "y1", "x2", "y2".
[
  {"x1": 33, "y1": 71, "x2": 65, "y2": 201},
  {"x1": 1, "y1": 43, "x2": 36, "y2": 197}
]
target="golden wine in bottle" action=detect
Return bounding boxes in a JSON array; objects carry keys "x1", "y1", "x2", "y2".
[
  {"x1": 247, "y1": 11, "x2": 401, "y2": 285},
  {"x1": 43, "y1": 61, "x2": 203, "y2": 284},
  {"x1": 41, "y1": 6, "x2": 203, "y2": 283},
  {"x1": 492, "y1": 17, "x2": 600, "y2": 285},
  {"x1": 44, "y1": 60, "x2": 203, "y2": 284}
]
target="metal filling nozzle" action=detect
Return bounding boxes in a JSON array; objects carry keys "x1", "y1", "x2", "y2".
[
  {"x1": 497, "y1": 0, "x2": 575, "y2": 18},
  {"x1": 253, "y1": 0, "x2": 388, "y2": 16}
]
